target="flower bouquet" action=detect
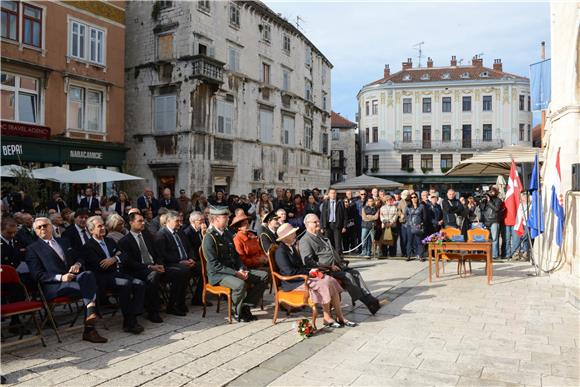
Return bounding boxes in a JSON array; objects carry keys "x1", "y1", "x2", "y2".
[
  {"x1": 421, "y1": 230, "x2": 447, "y2": 245},
  {"x1": 297, "y1": 318, "x2": 315, "y2": 338}
]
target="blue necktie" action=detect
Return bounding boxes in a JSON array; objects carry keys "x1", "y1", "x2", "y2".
[{"x1": 99, "y1": 240, "x2": 111, "y2": 257}]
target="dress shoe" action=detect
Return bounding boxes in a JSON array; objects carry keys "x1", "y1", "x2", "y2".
[
  {"x1": 147, "y1": 313, "x2": 163, "y2": 323},
  {"x1": 166, "y1": 307, "x2": 187, "y2": 316},
  {"x1": 339, "y1": 320, "x2": 358, "y2": 327},
  {"x1": 233, "y1": 313, "x2": 252, "y2": 323},
  {"x1": 367, "y1": 299, "x2": 381, "y2": 315},
  {"x1": 124, "y1": 323, "x2": 144, "y2": 334},
  {"x1": 82, "y1": 328, "x2": 108, "y2": 343},
  {"x1": 323, "y1": 320, "x2": 343, "y2": 328}
]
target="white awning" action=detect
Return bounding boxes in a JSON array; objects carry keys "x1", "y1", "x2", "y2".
[{"x1": 445, "y1": 146, "x2": 544, "y2": 176}]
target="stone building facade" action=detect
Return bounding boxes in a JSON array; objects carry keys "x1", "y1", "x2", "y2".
[
  {"x1": 358, "y1": 56, "x2": 532, "y2": 191},
  {"x1": 1, "y1": 1, "x2": 127, "y2": 174},
  {"x1": 330, "y1": 111, "x2": 357, "y2": 184},
  {"x1": 124, "y1": 1, "x2": 332, "y2": 197}
]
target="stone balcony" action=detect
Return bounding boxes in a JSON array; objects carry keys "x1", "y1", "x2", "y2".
[{"x1": 191, "y1": 55, "x2": 224, "y2": 84}]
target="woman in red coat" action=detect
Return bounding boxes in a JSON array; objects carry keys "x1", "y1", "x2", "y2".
[{"x1": 231, "y1": 213, "x2": 268, "y2": 268}]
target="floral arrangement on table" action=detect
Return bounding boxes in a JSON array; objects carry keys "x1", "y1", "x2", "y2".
[
  {"x1": 296, "y1": 318, "x2": 315, "y2": 338},
  {"x1": 421, "y1": 231, "x2": 447, "y2": 245}
]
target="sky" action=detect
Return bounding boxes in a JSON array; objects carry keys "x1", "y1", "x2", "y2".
[{"x1": 264, "y1": 0, "x2": 551, "y2": 122}]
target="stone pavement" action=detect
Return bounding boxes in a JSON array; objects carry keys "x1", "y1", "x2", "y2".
[
  {"x1": 261, "y1": 261, "x2": 580, "y2": 387},
  {"x1": 2, "y1": 259, "x2": 578, "y2": 387},
  {"x1": 0, "y1": 259, "x2": 420, "y2": 386}
]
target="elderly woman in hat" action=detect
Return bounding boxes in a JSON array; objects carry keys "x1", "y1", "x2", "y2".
[
  {"x1": 231, "y1": 212, "x2": 269, "y2": 268},
  {"x1": 275, "y1": 223, "x2": 357, "y2": 329}
]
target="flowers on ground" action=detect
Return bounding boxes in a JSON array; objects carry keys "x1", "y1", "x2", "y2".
[{"x1": 297, "y1": 318, "x2": 315, "y2": 338}]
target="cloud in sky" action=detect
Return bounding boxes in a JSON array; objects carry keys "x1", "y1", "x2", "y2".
[{"x1": 264, "y1": 1, "x2": 551, "y2": 122}]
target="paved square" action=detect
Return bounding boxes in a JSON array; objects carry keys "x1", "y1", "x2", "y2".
[{"x1": 2, "y1": 260, "x2": 578, "y2": 387}]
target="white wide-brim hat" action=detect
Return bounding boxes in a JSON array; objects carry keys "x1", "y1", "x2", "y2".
[{"x1": 276, "y1": 223, "x2": 299, "y2": 242}]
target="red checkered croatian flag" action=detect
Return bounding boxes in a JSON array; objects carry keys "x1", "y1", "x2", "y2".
[{"x1": 504, "y1": 160, "x2": 524, "y2": 236}]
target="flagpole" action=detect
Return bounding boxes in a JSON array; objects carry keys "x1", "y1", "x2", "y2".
[
  {"x1": 519, "y1": 161, "x2": 539, "y2": 276},
  {"x1": 535, "y1": 148, "x2": 543, "y2": 275}
]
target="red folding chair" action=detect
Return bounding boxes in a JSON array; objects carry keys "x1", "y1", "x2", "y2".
[
  {"x1": 1, "y1": 265, "x2": 51, "y2": 347},
  {"x1": 37, "y1": 285, "x2": 82, "y2": 342}
]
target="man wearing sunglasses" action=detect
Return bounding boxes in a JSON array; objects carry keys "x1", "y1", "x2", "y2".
[{"x1": 26, "y1": 217, "x2": 107, "y2": 343}]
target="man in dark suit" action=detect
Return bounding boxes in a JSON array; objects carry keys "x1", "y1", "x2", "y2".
[
  {"x1": 47, "y1": 191, "x2": 68, "y2": 213},
  {"x1": 25, "y1": 217, "x2": 107, "y2": 343},
  {"x1": 182, "y1": 211, "x2": 210, "y2": 306},
  {"x1": 202, "y1": 206, "x2": 268, "y2": 322},
  {"x1": 119, "y1": 212, "x2": 189, "y2": 322},
  {"x1": 2, "y1": 217, "x2": 25, "y2": 268},
  {"x1": 137, "y1": 187, "x2": 160, "y2": 217},
  {"x1": 79, "y1": 187, "x2": 100, "y2": 214},
  {"x1": 155, "y1": 211, "x2": 195, "y2": 315},
  {"x1": 259, "y1": 212, "x2": 280, "y2": 255},
  {"x1": 320, "y1": 188, "x2": 346, "y2": 255},
  {"x1": 300, "y1": 213, "x2": 381, "y2": 315},
  {"x1": 159, "y1": 188, "x2": 179, "y2": 211},
  {"x1": 62, "y1": 208, "x2": 91, "y2": 252},
  {"x1": 15, "y1": 212, "x2": 37, "y2": 248},
  {"x1": 83, "y1": 216, "x2": 145, "y2": 334}
]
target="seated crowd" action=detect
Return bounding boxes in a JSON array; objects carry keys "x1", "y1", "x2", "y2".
[{"x1": 1, "y1": 186, "x2": 382, "y2": 344}]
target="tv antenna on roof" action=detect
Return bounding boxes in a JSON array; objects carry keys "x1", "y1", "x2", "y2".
[
  {"x1": 413, "y1": 41, "x2": 425, "y2": 67},
  {"x1": 296, "y1": 16, "x2": 305, "y2": 31}
]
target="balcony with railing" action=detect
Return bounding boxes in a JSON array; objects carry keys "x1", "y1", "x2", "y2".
[
  {"x1": 191, "y1": 55, "x2": 225, "y2": 84},
  {"x1": 394, "y1": 139, "x2": 503, "y2": 151},
  {"x1": 394, "y1": 140, "x2": 462, "y2": 151}
]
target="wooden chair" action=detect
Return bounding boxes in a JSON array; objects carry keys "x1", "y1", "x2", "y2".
[
  {"x1": 267, "y1": 245, "x2": 317, "y2": 329},
  {"x1": 0, "y1": 265, "x2": 55, "y2": 347},
  {"x1": 199, "y1": 248, "x2": 232, "y2": 323},
  {"x1": 437, "y1": 227, "x2": 463, "y2": 276},
  {"x1": 460, "y1": 228, "x2": 491, "y2": 275}
]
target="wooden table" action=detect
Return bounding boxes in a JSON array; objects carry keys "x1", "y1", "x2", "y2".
[{"x1": 428, "y1": 242, "x2": 493, "y2": 284}]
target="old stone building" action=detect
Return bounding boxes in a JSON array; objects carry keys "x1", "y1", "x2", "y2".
[
  {"x1": 330, "y1": 111, "x2": 357, "y2": 184},
  {"x1": 124, "y1": 1, "x2": 332, "y2": 197},
  {"x1": 358, "y1": 56, "x2": 532, "y2": 191}
]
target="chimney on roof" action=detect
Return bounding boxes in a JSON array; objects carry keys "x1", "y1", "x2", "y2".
[
  {"x1": 427, "y1": 57, "x2": 433, "y2": 68},
  {"x1": 472, "y1": 56, "x2": 483, "y2": 67},
  {"x1": 384, "y1": 64, "x2": 390, "y2": 78},
  {"x1": 402, "y1": 58, "x2": 412, "y2": 70},
  {"x1": 450, "y1": 55, "x2": 457, "y2": 66},
  {"x1": 493, "y1": 58, "x2": 503, "y2": 72}
]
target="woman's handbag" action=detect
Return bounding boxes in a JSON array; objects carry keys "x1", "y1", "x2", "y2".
[{"x1": 381, "y1": 226, "x2": 394, "y2": 245}]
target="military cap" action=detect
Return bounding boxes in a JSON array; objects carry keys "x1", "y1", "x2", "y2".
[{"x1": 209, "y1": 205, "x2": 230, "y2": 216}]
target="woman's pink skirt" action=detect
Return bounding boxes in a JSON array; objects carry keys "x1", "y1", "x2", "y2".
[{"x1": 296, "y1": 275, "x2": 343, "y2": 305}]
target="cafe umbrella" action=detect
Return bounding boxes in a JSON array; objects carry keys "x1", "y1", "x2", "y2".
[
  {"x1": 56, "y1": 167, "x2": 144, "y2": 184},
  {"x1": 31, "y1": 166, "x2": 75, "y2": 182}
]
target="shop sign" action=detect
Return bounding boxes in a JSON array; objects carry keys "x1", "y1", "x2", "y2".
[
  {"x1": 1, "y1": 121, "x2": 50, "y2": 139},
  {"x1": 69, "y1": 150, "x2": 104, "y2": 160},
  {"x1": 2, "y1": 144, "x2": 24, "y2": 156}
]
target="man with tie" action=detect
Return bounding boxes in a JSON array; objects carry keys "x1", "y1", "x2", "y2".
[
  {"x1": 320, "y1": 188, "x2": 346, "y2": 255},
  {"x1": 182, "y1": 211, "x2": 208, "y2": 306},
  {"x1": 155, "y1": 210, "x2": 195, "y2": 315},
  {"x1": 83, "y1": 216, "x2": 145, "y2": 334},
  {"x1": 160, "y1": 188, "x2": 179, "y2": 211},
  {"x1": 137, "y1": 187, "x2": 160, "y2": 217},
  {"x1": 15, "y1": 212, "x2": 38, "y2": 248},
  {"x1": 79, "y1": 187, "x2": 100, "y2": 214},
  {"x1": 300, "y1": 213, "x2": 381, "y2": 315},
  {"x1": 119, "y1": 212, "x2": 189, "y2": 322},
  {"x1": 62, "y1": 208, "x2": 91, "y2": 252},
  {"x1": 2, "y1": 217, "x2": 25, "y2": 268},
  {"x1": 25, "y1": 217, "x2": 107, "y2": 343}
]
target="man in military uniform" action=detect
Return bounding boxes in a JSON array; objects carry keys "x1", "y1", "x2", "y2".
[
  {"x1": 202, "y1": 206, "x2": 268, "y2": 322},
  {"x1": 259, "y1": 212, "x2": 280, "y2": 255}
]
